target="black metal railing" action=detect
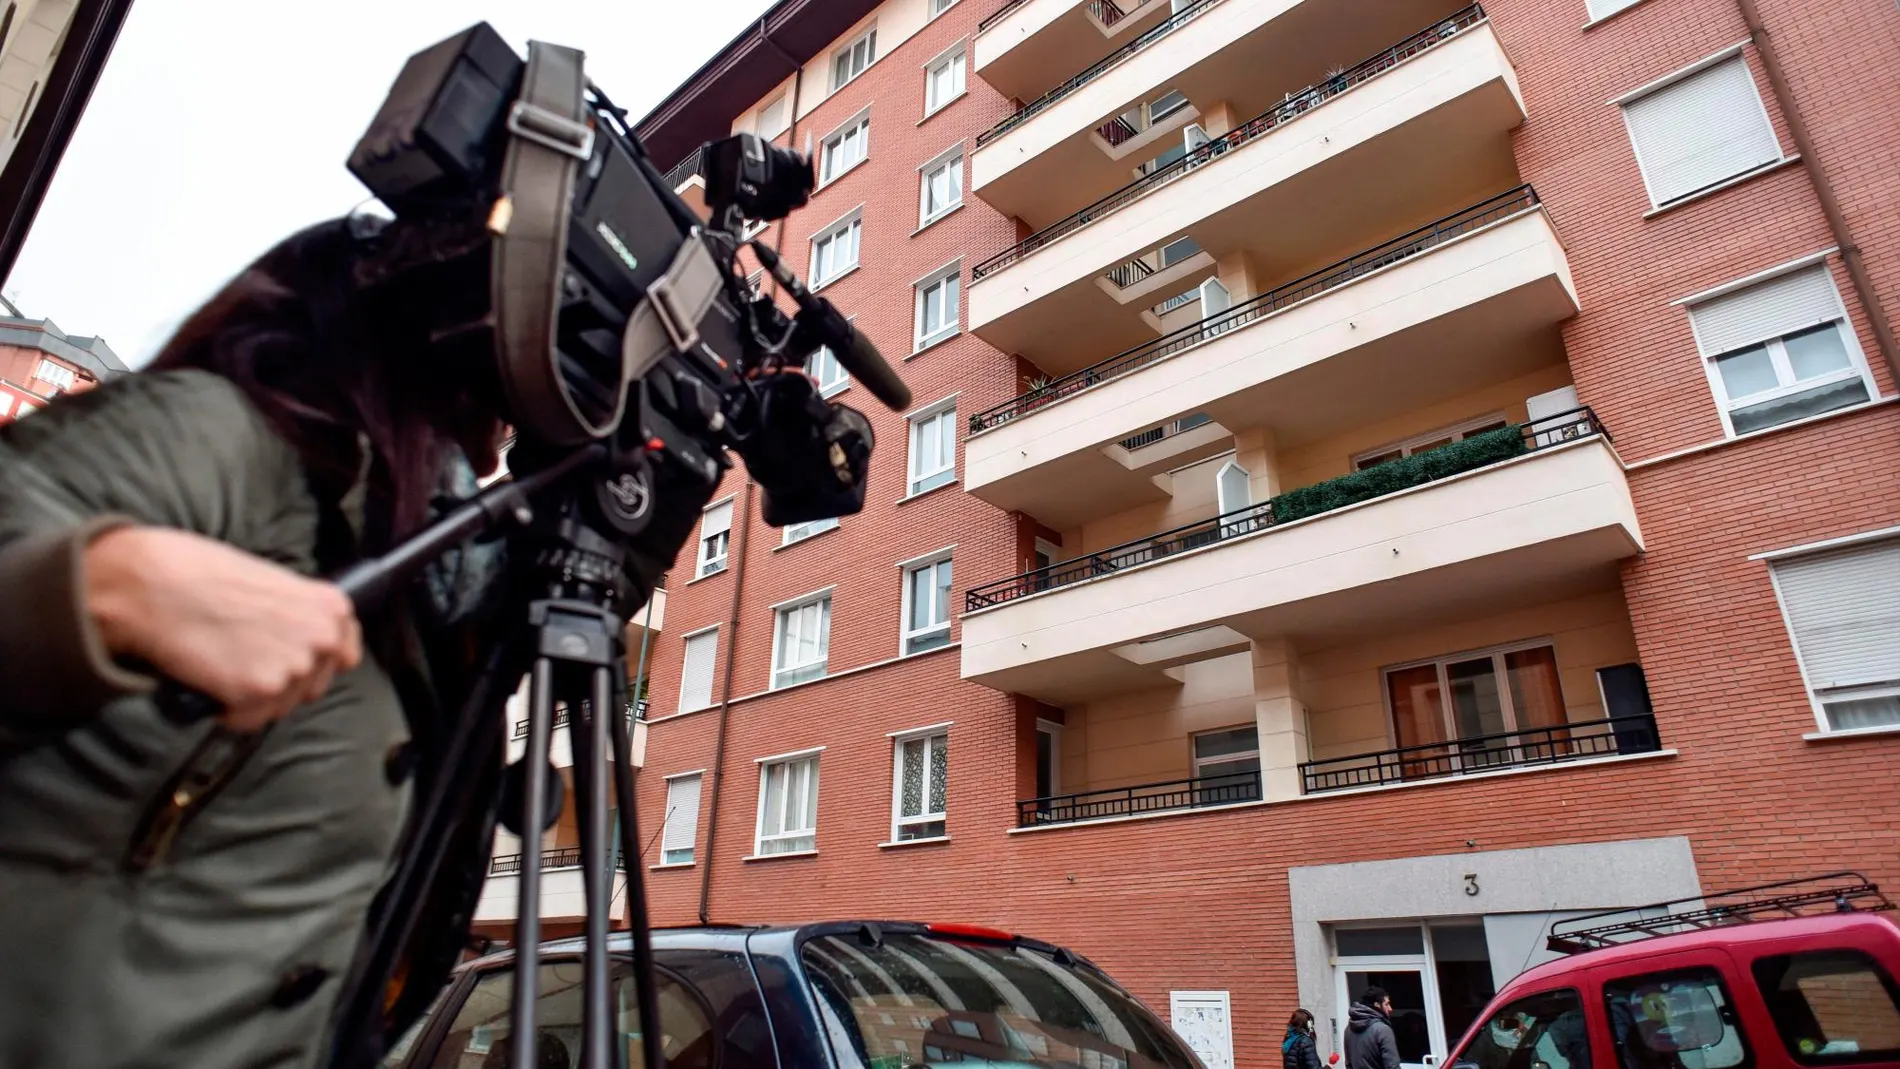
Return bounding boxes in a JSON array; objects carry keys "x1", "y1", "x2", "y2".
[
  {"x1": 979, "y1": 0, "x2": 1032, "y2": 32},
  {"x1": 1018, "y1": 770, "x2": 1261, "y2": 827},
  {"x1": 970, "y1": 4, "x2": 1487, "y2": 280},
  {"x1": 512, "y1": 700, "x2": 647, "y2": 739},
  {"x1": 1116, "y1": 411, "x2": 1213, "y2": 451},
  {"x1": 490, "y1": 846, "x2": 585, "y2": 875},
  {"x1": 965, "y1": 406, "x2": 1604, "y2": 611},
  {"x1": 662, "y1": 147, "x2": 703, "y2": 191},
  {"x1": 1105, "y1": 256, "x2": 1154, "y2": 287},
  {"x1": 976, "y1": 0, "x2": 1225, "y2": 148},
  {"x1": 969, "y1": 182, "x2": 1536, "y2": 434},
  {"x1": 1299, "y1": 713, "x2": 1662, "y2": 794}
]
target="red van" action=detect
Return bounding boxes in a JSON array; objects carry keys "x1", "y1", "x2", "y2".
[{"x1": 1447, "y1": 874, "x2": 1900, "y2": 1069}]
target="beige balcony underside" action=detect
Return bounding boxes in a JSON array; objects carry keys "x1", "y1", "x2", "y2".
[
  {"x1": 976, "y1": 0, "x2": 1175, "y2": 103},
  {"x1": 474, "y1": 868, "x2": 629, "y2": 924},
  {"x1": 970, "y1": 23, "x2": 1525, "y2": 371},
  {"x1": 959, "y1": 439, "x2": 1642, "y2": 705},
  {"x1": 966, "y1": 210, "x2": 1577, "y2": 529},
  {"x1": 972, "y1": 0, "x2": 1487, "y2": 224}
]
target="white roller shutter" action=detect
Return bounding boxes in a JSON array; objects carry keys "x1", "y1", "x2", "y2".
[
  {"x1": 680, "y1": 630, "x2": 718, "y2": 711},
  {"x1": 1772, "y1": 538, "x2": 1900, "y2": 691},
  {"x1": 700, "y1": 500, "x2": 733, "y2": 541},
  {"x1": 1587, "y1": 0, "x2": 1641, "y2": 20},
  {"x1": 1622, "y1": 56, "x2": 1779, "y2": 206},
  {"x1": 1688, "y1": 265, "x2": 1844, "y2": 357},
  {"x1": 661, "y1": 774, "x2": 702, "y2": 860}
]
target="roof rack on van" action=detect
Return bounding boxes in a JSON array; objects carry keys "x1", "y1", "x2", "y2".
[{"x1": 1546, "y1": 871, "x2": 1895, "y2": 954}]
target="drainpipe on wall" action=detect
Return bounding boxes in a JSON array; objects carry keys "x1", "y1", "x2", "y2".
[
  {"x1": 1733, "y1": 0, "x2": 1900, "y2": 381},
  {"x1": 696, "y1": 477, "x2": 755, "y2": 925}
]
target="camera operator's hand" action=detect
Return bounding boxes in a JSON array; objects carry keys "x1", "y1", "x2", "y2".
[{"x1": 83, "y1": 526, "x2": 364, "y2": 733}]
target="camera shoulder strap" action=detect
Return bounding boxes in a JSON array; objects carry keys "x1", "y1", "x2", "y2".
[
  {"x1": 491, "y1": 40, "x2": 624, "y2": 446},
  {"x1": 622, "y1": 233, "x2": 726, "y2": 382}
]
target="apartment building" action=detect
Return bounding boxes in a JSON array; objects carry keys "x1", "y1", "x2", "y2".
[
  {"x1": 521, "y1": 0, "x2": 1900, "y2": 1063},
  {"x1": 0, "y1": 309, "x2": 120, "y2": 423}
]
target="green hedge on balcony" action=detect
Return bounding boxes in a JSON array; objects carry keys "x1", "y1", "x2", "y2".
[{"x1": 1271, "y1": 425, "x2": 1527, "y2": 524}]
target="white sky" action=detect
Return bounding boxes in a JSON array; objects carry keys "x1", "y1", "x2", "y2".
[{"x1": 6, "y1": 0, "x2": 772, "y2": 366}]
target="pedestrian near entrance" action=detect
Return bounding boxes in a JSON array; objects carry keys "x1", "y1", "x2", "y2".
[
  {"x1": 1345, "y1": 987, "x2": 1403, "y2": 1069},
  {"x1": 1284, "y1": 1009, "x2": 1324, "y2": 1069}
]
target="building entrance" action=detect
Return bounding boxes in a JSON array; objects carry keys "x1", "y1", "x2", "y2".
[{"x1": 1332, "y1": 922, "x2": 1498, "y2": 1069}]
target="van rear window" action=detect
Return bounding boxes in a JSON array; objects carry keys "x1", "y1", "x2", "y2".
[
  {"x1": 801, "y1": 932, "x2": 1199, "y2": 1069},
  {"x1": 1752, "y1": 950, "x2": 1900, "y2": 1065}
]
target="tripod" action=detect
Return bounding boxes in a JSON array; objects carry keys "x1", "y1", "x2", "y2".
[{"x1": 311, "y1": 442, "x2": 670, "y2": 1069}]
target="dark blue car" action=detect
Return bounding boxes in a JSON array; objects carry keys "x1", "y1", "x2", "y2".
[{"x1": 383, "y1": 920, "x2": 1205, "y2": 1069}]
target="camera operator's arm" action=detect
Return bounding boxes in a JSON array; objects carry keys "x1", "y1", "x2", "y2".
[{"x1": 0, "y1": 370, "x2": 362, "y2": 740}]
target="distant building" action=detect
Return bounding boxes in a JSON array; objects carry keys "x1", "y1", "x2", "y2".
[{"x1": 0, "y1": 310, "x2": 126, "y2": 424}]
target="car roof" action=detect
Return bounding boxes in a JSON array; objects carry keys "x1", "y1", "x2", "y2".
[{"x1": 1501, "y1": 912, "x2": 1899, "y2": 995}]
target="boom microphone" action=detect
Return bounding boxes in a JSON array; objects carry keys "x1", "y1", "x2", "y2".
[{"x1": 751, "y1": 241, "x2": 912, "y2": 411}]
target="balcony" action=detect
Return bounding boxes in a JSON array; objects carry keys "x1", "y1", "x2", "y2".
[
  {"x1": 976, "y1": 0, "x2": 1176, "y2": 104},
  {"x1": 960, "y1": 413, "x2": 1640, "y2": 704},
  {"x1": 666, "y1": 146, "x2": 707, "y2": 218},
  {"x1": 1019, "y1": 769, "x2": 1261, "y2": 827},
  {"x1": 964, "y1": 190, "x2": 1574, "y2": 529},
  {"x1": 1300, "y1": 713, "x2": 1661, "y2": 794}
]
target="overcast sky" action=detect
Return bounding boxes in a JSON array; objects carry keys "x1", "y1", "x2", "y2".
[{"x1": 6, "y1": 0, "x2": 772, "y2": 366}]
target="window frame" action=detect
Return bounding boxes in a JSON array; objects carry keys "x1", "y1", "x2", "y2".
[
  {"x1": 922, "y1": 41, "x2": 967, "y2": 117},
  {"x1": 1190, "y1": 724, "x2": 1260, "y2": 780},
  {"x1": 677, "y1": 625, "x2": 720, "y2": 713},
  {"x1": 755, "y1": 91, "x2": 790, "y2": 140},
  {"x1": 831, "y1": 25, "x2": 878, "y2": 93},
  {"x1": 1750, "y1": 947, "x2": 1900, "y2": 1066},
  {"x1": 1352, "y1": 412, "x2": 1512, "y2": 470},
  {"x1": 1616, "y1": 49, "x2": 1784, "y2": 210},
  {"x1": 927, "y1": 0, "x2": 960, "y2": 19},
  {"x1": 33, "y1": 359, "x2": 75, "y2": 390},
  {"x1": 888, "y1": 723, "x2": 951, "y2": 842},
  {"x1": 695, "y1": 497, "x2": 734, "y2": 578},
  {"x1": 917, "y1": 146, "x2": 964, "y2": 228},
  {"x1": 1602, "y1": 964, "x2": 1757, "y2": 1069},
  {"x1": 1034, "y1": 718, "x2": 1063, "y2": 799},
  {"x1": 913, "y1": 260, "x2": 962, "y2": 352},
  {"x1": 770, "y1": 587, "x2": 834, "y2": 690},
  {"x1": 1765, "y1": 533, "x2": 1900, "y2": 735},
  {"x1": 753, "y1": 748, "x2": 823, "y2": 856},
  {"x1": 782, "y1": 515, "x2": 841, "y2": 547},
  {"x1": 818, "y1": 109, "x2": 871, "y2": 186},
  {"x1": 905, "y1": 395, "x2": 959, "y2": 496},
  {"x1": 1380, "y1": 636, "x2": 1567, "y2": 749},
  {"x1": 898, "y1": 546, "x2": 955, "y2": 656},
  {"x1": 659, "y1": 771, "x2": 704, "y2": 866},
  {"x1": 809, "y1": 208, "x2": 864, "y2": 289},
  {"x1": 807, "y1": 337, "x2": 852, "y2": 398}
]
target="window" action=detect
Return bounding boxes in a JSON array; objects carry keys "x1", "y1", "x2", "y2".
[
  {"x1": 1753, "y1": 949, "x2": 1900, "y2": 1065},
  {"x1": 679, "y1": 629, "x2": 718, "y2": 712},
  {"x1": 1603, "y1": 967, "x2": 1752, "y2": 1069},
  {"x1": 1034, "y1": 719, "x2": 1062, "y2": 798},
  {"x1": 1586, "y1": 0, "x2": 1641, "y2": 20},
  {"x1": 1158, "y1": 235, "x2": 1200, "y2": 269},
  {"x1": 907, "y1": 401, "x2": 957, "y2": 495},
  {"x1": 772, "y1": 592, "x2": 832, "y2": 688},
  {"x1": 1769, "y1": 535, "x2": 1900, "y2": 732},
  {"x1": 1385, "y1": 641, "x2": 1568, "y2": 762},
  {"x1": 1621, "y1": 54, "x2": 1781, "y2": 208},
  {"x1": 33, "y1": 360, "x2": 75, "y2": 391},
  {"x1": 820, "y1": 113, "x2": 869, "y2": 184},
  {"x1": 929, "y1": 0, "x2": 958, "y2": 17},
  {"x1": 660, "y1": 774, "x2": 702, "y2": 865},
  {"x1": 425, "y1": 961, "x2": 712, "y2": 1069},
  {"x1": 1355, "y1": 414, "x2": 1511, "y2": 470},
  {"x1": 811, "y1": 212, "x2": 862, "y2": 287},
  {"x1": 1191, "y1": 726, "x2": 1260, "y2": 784},
  {"x1": 1148, "y1": 89, "x2": 1190, "y2": 123},
  {"x1": 891, "y1": 729, "x2": 948, "y2": 840},
  {"x1": 696, "y1": 499, "x2": 732, "y2": 577},
  {"x1": 832, "y1": 26, "x2": 877, "y2": 91},
  {"x1": 924, "y1": 46, "x2": 965, "y2": 114},
  {"x1": 914, "y1": 267, "x2": 961, "y2": 350},
  {"x1": 1459, "y1": 988, "x2": 1592, "y2": 1069},
  {"x1": 756, "y1": 92, "x2": 790, "y2": 139},
  {"x1": 919, "y1": 151, "x2": 963, "y2": 225},
  {"x1": 1688, "y1": 264, "x2": 1874, "y2": 436},
  {"x1": 808, "y1": 342, "x2": 850, "y2": 397},
  {"x1": 755, "y1": 753, "x2": 819, "y2": 854},
  {"x1": 782, "y1": 516, "x2": 840, "y2": 545},
  {"x1": 902, "y1": 554, "x2": 953, "y2": 655}
]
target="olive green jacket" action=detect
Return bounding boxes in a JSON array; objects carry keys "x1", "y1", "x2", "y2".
[{"x1": 0, "y1": 370, "x2": 415, "y2": 1069}]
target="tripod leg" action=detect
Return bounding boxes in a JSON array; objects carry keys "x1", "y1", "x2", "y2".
[
  {"x1": 511, "y1": 658, "x2": 556, "y2": 1069},
  {"x1": 575, "y1": 671, "x2": 613, "y2": 1069},
  {"x1": 607, "y1": 676, "x2": 665, "y2": 1069}
]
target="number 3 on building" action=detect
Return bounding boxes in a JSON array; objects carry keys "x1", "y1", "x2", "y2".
[{"x1": 1464, "y1": 873, "x2": 1480, "y2": 897}]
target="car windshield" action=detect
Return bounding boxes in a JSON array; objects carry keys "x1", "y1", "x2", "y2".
[{"x1": 801, "y1": 931, "x2": 1200, "y2": 1069}]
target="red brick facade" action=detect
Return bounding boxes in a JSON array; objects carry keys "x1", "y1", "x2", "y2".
[{"x1": 629, "y1": 0, "x2": 1900, "y2": 1063}]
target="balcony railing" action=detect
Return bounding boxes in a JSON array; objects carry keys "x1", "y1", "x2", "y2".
[
  {"x1": 1018, "y1": 770, "x2": 1261, "y2": 827},
  {"x1": 967, "y1": 183, "x2": 1536, "y2": 433},
  {"x1": 979, "y1": 0, "x2": 1032, "y2": 32},
  {"x1": 970, "y1": 4, "x2": 1488, "y2": 280},
  {"x1": 662, "y1": 147, "x2": 703, "y2": 191},
  {"x1": 965, "y1": 407, "x2": 1605, "y2": 611},
  {"x1": 512, "y1": 700, "x2": 648, "y2": 740},
  {"x1": 1299, "y1": 713, "x2": 1662, "y2": 794},
  {"x1": 976, "y1": 0, "x2": 1226, "y2": 148},
  {"x1": 490, "y1": 846, "x2": 586, "y2": 875},
  {"x1": 1116, "y1": 411, "x2": 1213, "y2": 450}
]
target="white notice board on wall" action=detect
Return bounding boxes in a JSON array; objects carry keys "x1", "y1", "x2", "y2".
[{"x1": 1170, "y1": 990, "x2": 1234, "y2": 1069}]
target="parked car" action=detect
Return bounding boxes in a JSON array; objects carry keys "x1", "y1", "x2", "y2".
[
  {"x1": 383, "y1": 920, "x2": 1205, "y2": 1069},
  {"x1": 1447, "y1": 874, "x2": 1900, "y2": 1069}
]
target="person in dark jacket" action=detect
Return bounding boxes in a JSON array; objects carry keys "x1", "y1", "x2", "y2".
[
  {"x1": 1284, "y1": 1009, "x2": 1325, "y2": 1069},
  {"x1": 0, "y1": 216, "x2": 520, "y2": 1069},
  {"x1": 1345, "y1": 987, "x2": 1404, "y2": 1069}
]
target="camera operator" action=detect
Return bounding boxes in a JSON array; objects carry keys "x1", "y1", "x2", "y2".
[{"x1": 0, "y1": 214, "x2": 511, "y2": 1069}]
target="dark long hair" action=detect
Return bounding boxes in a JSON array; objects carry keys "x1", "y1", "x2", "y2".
[
  {"x1": 1289, "y1": 1009, "x2": 1316, "y2": 1035},
  {"x1": 147, "y1": 216, "x2": 500, "y2": 549}
]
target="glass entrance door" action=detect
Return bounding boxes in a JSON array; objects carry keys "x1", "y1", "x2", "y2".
[
  {"x1": 1332, "y1": 923, "x2": 1499, "y2": 1069},
  {"x1": 1337, "y1": 963, "x2": 1442, "y2": 1069}
]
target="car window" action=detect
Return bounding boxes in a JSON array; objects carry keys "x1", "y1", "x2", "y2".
[
  {"x1": 1752, "y1": 949, "x2": 1900, "y2": 1065},
  {"x1": 1453, "y1": 988, "x2": 1591, "y2": 1069},
  {"x1": 1604, "y1": 967, "x2": 1751, "y2": 1069},
  {"x1": 422, "y1": 959, "x2": 715, "y2": 1069}
]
